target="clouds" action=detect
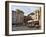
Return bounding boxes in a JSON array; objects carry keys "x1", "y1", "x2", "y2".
[{"x1": 11, "y1": 5, "x2": 40, "y2": 16}]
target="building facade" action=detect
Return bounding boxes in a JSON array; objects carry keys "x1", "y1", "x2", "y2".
[
  {"x1": 12, "y1": 9, "x2": 24, "y2": 25},
  {"x1": 27, "y1": 7, "x2": 41, "y2": 27}
]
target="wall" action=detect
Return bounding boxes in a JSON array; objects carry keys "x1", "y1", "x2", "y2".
[{"x1": 0, "y1": 0, "x2": 46, "y2": 37}]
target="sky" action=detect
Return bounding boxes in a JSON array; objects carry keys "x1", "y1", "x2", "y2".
[{"x1": 11, "y1": 5, "x2": 40, "y2": 16}]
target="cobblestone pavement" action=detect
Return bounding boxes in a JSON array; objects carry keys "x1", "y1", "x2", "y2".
[{"x1": 12, "y1": 25, "x2": 40, "y2": 31}]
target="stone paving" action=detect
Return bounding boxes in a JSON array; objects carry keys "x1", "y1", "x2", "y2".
[{"x1": 12, "y1": 25, "x2": 40, "y2": 31}]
